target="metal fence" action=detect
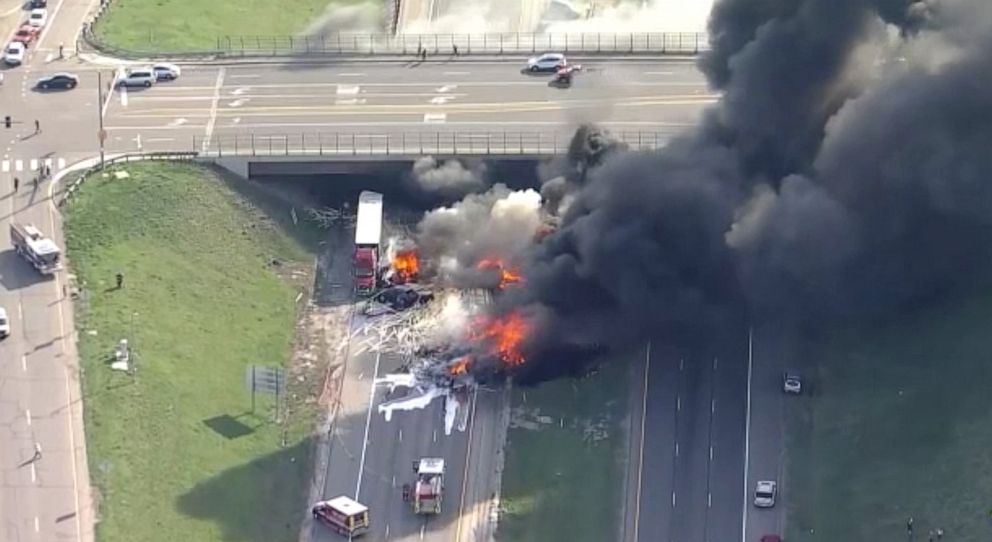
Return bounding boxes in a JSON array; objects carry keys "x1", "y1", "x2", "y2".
[
  {"x1": 214, "y1": 32, "x2": 708, "y2": 56},
  {"x1": 80, "y1": 25, "x2": 707, "y2": 59},
  {"x1": 193, "y1": 131, "x2": 671, "y2": 158}
]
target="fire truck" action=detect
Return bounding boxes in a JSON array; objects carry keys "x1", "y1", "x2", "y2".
[
  {"x1": 311, "y1": 496, "x2": 370, "y2": 537},
  {"x1": 10, "y1": 222, "x2": 62, "y2": 275},
  {"x1": 354, "y1": 191, "x2": 383, "y2": 295},
  {"x1": 407, "y1": 458, "x2": 445, "y2": 514}
]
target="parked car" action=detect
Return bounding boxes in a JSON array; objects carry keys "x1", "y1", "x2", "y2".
[
  {"x1": 754, "y1": 480, "x2": 777, "y2": 508},
  {"x1": 36, "y1": 73, "x2": 80, "y2": 90},
  {"x1": 117, "y1": 67, "x2": 156, "y2": 88},
  {"x1": 0, "y1": 306, "x2": 10, "y2": 339},
  {"x1": 4, "y1": 42, "x2": 26, "y2": 66},
  {"x1": 151, "y1": 62, "x2": 181, "y2": 81},
  {"x1": 12, "y1": 25, "x2": 40, "y2": 47},
  {"x1": 28, "y1": 8, "x2": 47, "y2": 28},
  {"x1": 525, "y1": 52, "x2": 567, "y2": 72},
  {"x1": 783, "y1": 372, "x2": 802, "y2": 394}
]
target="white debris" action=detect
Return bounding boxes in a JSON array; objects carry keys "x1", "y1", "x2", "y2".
[{"x1": 378, "y1": 385, "x2": 447, "y2": 422}]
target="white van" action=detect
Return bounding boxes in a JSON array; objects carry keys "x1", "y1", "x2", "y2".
[{"x1": 118, "y1": 67, "x2": 156, "y2": 88}]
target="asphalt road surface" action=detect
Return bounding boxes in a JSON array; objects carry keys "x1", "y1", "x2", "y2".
[
  {"x1": 0, "y1": 0, "x2": 101, "y2": 540},
  {"x1": 93, "y1": 58, "x2": 714, "y2": 155}
]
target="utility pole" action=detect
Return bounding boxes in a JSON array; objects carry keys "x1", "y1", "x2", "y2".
[{"x1": 97, "y1": 71, "x2": 106, "y2": 168}]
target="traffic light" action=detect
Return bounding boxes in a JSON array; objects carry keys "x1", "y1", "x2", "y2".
[{"x1": 4, "y1": 116, "x2": 10, "y2": 129}]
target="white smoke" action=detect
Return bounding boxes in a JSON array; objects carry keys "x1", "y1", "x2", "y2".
[
  {"x1": 542, "y1": 0, "x2": 714, "y2": 33},
  {"x1": 303, "y1": 1, "x2": 385, "y2": 35},
  {"x1": 411, "y1": 156, "x2": 489, "y2": 198}
]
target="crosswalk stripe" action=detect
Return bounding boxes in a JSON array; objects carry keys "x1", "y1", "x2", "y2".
[
  {"x1": 29, "y1": 159, "x2": 37, "y2": 171},
  {"x1": 57, "y1": 158, "x2": 65, "y2": 169},
  {"x1": 15, "y1": 159, "x2": 23, "y2": 172},
  {"x1": 1, "y1": 160, "x2": 8, "y2": 173},
  {"x1": 44, "y1": 158, "x2": 52, "y2": 169}
]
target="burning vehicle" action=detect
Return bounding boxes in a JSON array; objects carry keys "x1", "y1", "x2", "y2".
[{"x1": 363, "y1": 285, "x2": 435, "y2": 316}]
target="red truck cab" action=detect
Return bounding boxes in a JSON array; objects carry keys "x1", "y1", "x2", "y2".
[{"x1": 354, "y1": 247, "x2": 378, "y2": 293}]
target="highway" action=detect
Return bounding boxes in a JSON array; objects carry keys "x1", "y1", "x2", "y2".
[{"x1": 0, "y1": 0, "x2": 101, "y2": 540}]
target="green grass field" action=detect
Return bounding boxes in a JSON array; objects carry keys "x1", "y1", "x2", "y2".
[
  {"x1": 93, "y1": 0, "x2": 378, "y2": 52},
  {"x1": 786, "y1": 287, "x2": 992, "y2": 540},
  {"x1": 64, "y1": 162, "x2": 317, "y2": 542},
  {"x1": 496, "y1": 361, "x2": 630, "y2": 542}
]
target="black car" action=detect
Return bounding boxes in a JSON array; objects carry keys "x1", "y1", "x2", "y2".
[
  {"x1": 36, "y1": 73, "x2": 79, "y2": 90},
  {"x1": 30, "y1": 0, "x2": 47, "y2": 8}
]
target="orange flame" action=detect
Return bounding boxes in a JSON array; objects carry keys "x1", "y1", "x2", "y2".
[
  {"x1": 448, "y1": 356, "x2": 473, "y2": 375},
  {"x1": 476, "y1": 258, "x2": 524, "y2": 289},
  {"x1": 391, "y1": 250, "x2": 420, "y2": 283},
  {"x1": 470, "y1": 311, "x2": 530, "y2": 366}
]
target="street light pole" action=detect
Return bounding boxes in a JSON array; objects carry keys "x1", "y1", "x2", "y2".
[{"x1": 97, "y1": 71, "x2": 106, "y2": 168}]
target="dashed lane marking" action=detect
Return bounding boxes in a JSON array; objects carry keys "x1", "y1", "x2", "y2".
[{"x1": 423, "y1": 113, "x2": 446, "y2": 123}]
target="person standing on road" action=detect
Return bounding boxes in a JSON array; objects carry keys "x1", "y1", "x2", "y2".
[
  {"x1": 452, "y1": 44, "x2": 459, "y2": 56},
  {"x1": 34, "y1": 119, "x2": 40, "y2": 133},
  {"x1": 421, "y1": 49, "x2": 427, "y2": 62},
  {"x1": 12, "y1": 177, "x2": 18, "y2": 192},
  {"x1": 58, "y1": 42, "x2": 64, "y2": 59}
]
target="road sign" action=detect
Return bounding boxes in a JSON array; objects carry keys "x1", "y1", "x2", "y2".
[{"x1": 245, "y1": 365, "x2": 285, "y2": 418}]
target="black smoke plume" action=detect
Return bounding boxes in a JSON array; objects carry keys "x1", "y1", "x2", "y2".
[{"x1": 482, "y1": 0, "x2": 992, "y2": 384}]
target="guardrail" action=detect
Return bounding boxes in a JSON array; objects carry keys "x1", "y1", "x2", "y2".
[
  {"x1": 58, "y1": 152, "x2": 199, "y2": 207},
  {"x1": 81, "y1": 26, "x2": 707, "y2": 59},
  {"x1": 193, "y1": 131, "x2": 671, "y2": 157}
]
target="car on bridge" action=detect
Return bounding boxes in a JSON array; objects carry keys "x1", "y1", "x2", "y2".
[
  {"x1": 0, "y1": 307, "x2": 9, "y2": 339},
  {"x1": 12, "y1": 25, "x2": 39, "y2": 47},
  {"x1": 117, "y1": 67, "x2": 157, "y2": 88},
  {"x1": 28, "y1": 8, "x2": 48, "y2": 28},
  {"x1": 525, "y1": 53, "x2": 567, "y2": 73},
  {"x1": 30, "y1": 0, "x2": 47, "y2": 7},
  {"x1": 4, "y1": 42, "x2": 25, "y2": 66},
  {"x1": 36, "y1": 73, "x2": 80, "y2": 90}
]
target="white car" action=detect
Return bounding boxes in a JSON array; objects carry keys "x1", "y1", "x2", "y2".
[
  {"x1": 152, "y1": 63, "x2": 181, "y2": 81},
  {"x1": 754, "y1": 480, "x2": 777, "y2": 508},
  {"x1": 783, "y1": 372, "x2": 803, "y2": 394},
  {"x1": 0, "y1": 307, "x2": 9, "y2": 339},
  {"x1": 525, "y1": 52, "x2": 567, "y2": 72},
  {"x1": 118, "y1": 67, "x2": 156, "y2": 88},
  {"x1": 28, "y1": 8, "x2": 47, "y2": 27},
  {"x1": 4, "y1": 42, "x2": 26, "y2": 66}
]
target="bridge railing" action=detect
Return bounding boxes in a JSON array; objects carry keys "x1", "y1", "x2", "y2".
[
  {"x1": 214, "y1": 32, "x2": 708, "y2": 56},
  {"x1": 193, "y1": 131, "x2": 671, "y2": 157}
]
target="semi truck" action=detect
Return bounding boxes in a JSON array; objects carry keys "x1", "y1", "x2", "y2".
[
  {"x1": 411, "y1": 458, "x2": 445, "y2": 515},
  {"x1": 354, "y1": 191, "x2": 383, "y2": 295},
  {"x1": 10, "y1": 222, "x2": 61, "y2": 275},
  {"x1": 311, "y1": 496, "x2": 370, "y2": 537}
]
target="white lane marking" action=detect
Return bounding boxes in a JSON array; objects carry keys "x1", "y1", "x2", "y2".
[
  {"x1": 102, "y1": 73, "x2": 117, "y2": 117},
  {"x1": 742, "y1": 326, "x2": 754, "y2": 542},
  {"x1": 30, "y1": 463, "x2": 37, "y2": 483},
  {"x1": 334, "y1": 98, "x2": 366, "y2": 105},
  {"x1": 18, "y1": 301, "x2": 22, "y2": 321},
  {"x1": 432, "y1": 429, "x2": 437, "y2": 443},
  {"x1": 391, "y1": 475, "x2": 395, "y2": 487},
  {"x1": 336, "y1": 84, "x2": 360, "y2": 95},
  {"x1": 57, "y1": 158, "x2": 65, "y2": 169},
  {"x1": 423, "y1": 113, "x2": 446, "y2": 124},
  {"x1": 429, "y1": 96, "x2": 452, "y2": 105},
  {"x1": 672, "y1": 491, "x2": 676, "y2": 508},
  {"x1": 708, "y1": 492, "x2": 712, "y2": 507},
  {"x1": 436, "y1": 84, "x2": 457, "y2": 92},
  {"x1": 397, "y1": 429, "x2": 402, "y2": 442},
  {"x1": 228, "y1": 74, "x2": 261, "y2": 79},
  {"x1": 231, "y1": 87, "x2": 249, "y2": 95},
  {"x1": 675, "y1": 442, "x2": 679, "y2": 457},
  {"x1": 29, "y1": 159, "x2": 38, "y2": 171},
  {"x1": 1, "y1": 160, "x2": 8, "y2": 173},
  {"x1": 354, "y1": 350, "x2": 381, "y2": 500},
  {"x1": 167, "y1": 118, "x2": 187, "y2": 127},
  {"x1": 644, "y1": 71, "x2": 674, "y2": 75},
  {"x1": 680, "y1": 357, "x2": 684, "y2": 371},
  {"x1": 44, "y1": 53, "x2": 54, "y2": 63},
  {"x1": 443, "y1": 71, "x2": 470, "y2": 75},
  {"x1": 232, "y1": 117, "x2": 241, "y2": 124},
  {"x1": 632, "y1": 342, "x2": 651, "y2": 542},
  {"x1": 676, "y1": 395, "x2": 681, "y2": 412},
  {"x1": 119, "y1": 85, "x2": 128, "y2": 107},
  {"x1": 34, "y1": 516, "x2": 39, "y2": 532},
  {"x1": 145, "y1": 138, "x2": 175, "y2": 143},
  {"x1": 21, "y1": 356, "x2": 26, "y2": 372},
  {"x1": 201, "y1": 68, "x2": 226, "y2": 152},
  {"x1": 710, "y1": 445, "x2": 714, "y2": 461},
  {"x1": 385, "y1": 524, "x2": 390, "y2": 539},
  {"x1": 134, "y1": 134, "x2": 142, "y2": 150},
  {"x1": 25, "y1": 409, "x2": 32, "y2": 426},
  {"x1": 338, "y1": 73, "x2": 365, "y2": 77},
  {"x1": 712, "y1": 399, "x2": 716, "y2": 413},
  {"x1": 228, "y1": 98, "x2": 249, "y2": 108},
  {"x1": 420, "y1": 524, "x2": 426, "y2": 540}
]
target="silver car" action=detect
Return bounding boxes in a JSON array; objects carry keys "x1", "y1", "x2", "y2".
[
  {"x1": 783, "y1": 372, "x2": 802, "y2": 394},
  {"x1": 754, "y1": 480, "x2": 777, "y2": 508},
  {"x1": 525, "y1": 53, "x2": 567, "y2": 72}
]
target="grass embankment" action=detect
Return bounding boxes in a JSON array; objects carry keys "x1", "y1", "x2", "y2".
[
  {"x1": 497, "y1": 362, "x2": 629, "y2": 542},
  {"x1": 786, "y1": 288, "x2": 992, "y2": 540},
  {"x1": 94, "y1": 0, "x2": 377, "y2": 52},
  {"x1": 65, "y1": 162, "x2": 317, "y2": 542}
]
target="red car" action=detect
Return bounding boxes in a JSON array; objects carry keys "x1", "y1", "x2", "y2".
[{"x1": 12, "y1": 25, "x2": 40, "y2": 47}]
